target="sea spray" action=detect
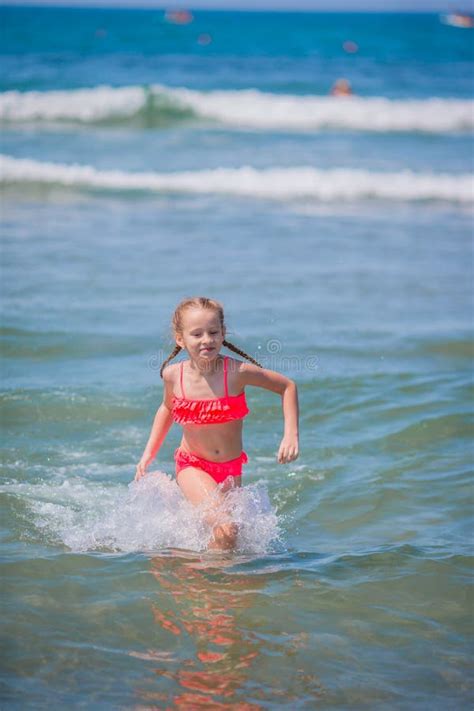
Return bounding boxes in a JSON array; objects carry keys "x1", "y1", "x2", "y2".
[
  {"x1": 3, "y1": 472, "x2": 281, "y2": 554},
  {"x1": 1, "y1": 154, "x2": 472, "y2": 204},
  {"x1": 1, "y1": 85, "x2": 472, "y2": 133}
]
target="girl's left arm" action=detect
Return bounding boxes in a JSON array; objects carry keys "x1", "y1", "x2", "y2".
[{"x1": 239, "y1": 363, "x2": 299, "y2": 464}]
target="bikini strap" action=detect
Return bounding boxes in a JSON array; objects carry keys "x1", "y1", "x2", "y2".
[
  {"x1": 180, "y1": 361, "x2": 186, "y2": 398},
  {"x1": 223, "y1": 356, "x2": 229, "y2": 399}
]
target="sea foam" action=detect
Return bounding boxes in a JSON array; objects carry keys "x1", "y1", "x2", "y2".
[
  {"x1": 1, "y1": 85, "x2": 472, "y2": 133},
  {"x1": 1, "y1": 154, "x2": 472, "y2": 203},
  {"x1": 3, "y1": 472, "x2": 279, "y2": 554}
]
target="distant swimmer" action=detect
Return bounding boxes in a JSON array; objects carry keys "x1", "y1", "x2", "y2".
[
  {"x1": 330, "y1": 78, "x2": 353, "y2": 97},
  {"x1": 197, "y1": 33, "x2": 212, "y2": 46},
  {"x1": 343, "y1": 40, "x2": 359, "y2": 53}
]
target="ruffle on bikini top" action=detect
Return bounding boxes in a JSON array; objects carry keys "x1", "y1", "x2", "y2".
[{"x1": 172, "y1": 392, "x2": 249, "y2": 425}]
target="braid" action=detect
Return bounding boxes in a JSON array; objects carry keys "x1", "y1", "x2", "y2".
[
  {"x1": 159, "y1": 344, "x2": 182, "y2": 378},
  {"x1": 223, "y1": 339, "x2": 262, "y2": 368}
]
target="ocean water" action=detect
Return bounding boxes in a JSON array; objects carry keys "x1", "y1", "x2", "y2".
[{"x1": 1, "y1": 7, "x2": 473, "y2": 709}]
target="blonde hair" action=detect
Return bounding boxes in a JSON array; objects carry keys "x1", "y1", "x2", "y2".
[{"x1": 159, "y1": 296, "x2": 262, "y2": 377}]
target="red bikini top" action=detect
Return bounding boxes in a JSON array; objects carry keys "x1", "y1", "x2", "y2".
[{"x1": 172, "y1": 356, "x2": 249, "y2": 425}]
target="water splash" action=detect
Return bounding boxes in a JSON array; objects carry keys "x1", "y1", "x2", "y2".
[{"x1": 3, "y1": 471, "x2": 280, "y2": 555}]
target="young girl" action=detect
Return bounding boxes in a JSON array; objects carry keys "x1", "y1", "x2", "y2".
[{"x1": 135, "y1": 297, "x2": 299, "y2": 550}]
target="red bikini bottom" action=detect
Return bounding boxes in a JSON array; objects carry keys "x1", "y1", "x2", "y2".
[{"x1": 174, "y1": 448, "x2": 248, "y2": 484}]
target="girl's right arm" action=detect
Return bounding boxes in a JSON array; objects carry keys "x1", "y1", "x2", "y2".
[{"x1": 134, "y1": 367, "x2": 175, "y2": 480}]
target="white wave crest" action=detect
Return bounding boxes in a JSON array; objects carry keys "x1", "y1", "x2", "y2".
[
  {"x1": 4, "y1": 472, "x2": 279, "y2": 554},
  {"x1": 1, "y1": 154, "x2": 472, "y2": 203},
  {"x1": 0, "y1": 84, "x2": 473, "y2": 133},
  {"x1": 169, "y1": 86, "x2": 474, "y2": 133},
  {"x1": 0, "y1": 86, "x2": 146, "y2": 123}
]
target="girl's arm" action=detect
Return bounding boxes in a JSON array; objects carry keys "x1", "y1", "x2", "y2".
[
  {"x1": 239, "y1": 363, "x2": 299, "y2": 464},
  {"x1": 135, "y1": 369, "x2": 175, "y2": 480}
]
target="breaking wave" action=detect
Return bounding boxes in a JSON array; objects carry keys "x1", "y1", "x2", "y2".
[
  {"x1": 1, "y1": 154, "x2": 472, "y2": 203},
  {"x1": 1, "y1": 84, "x2": 473, "y2": 133}
]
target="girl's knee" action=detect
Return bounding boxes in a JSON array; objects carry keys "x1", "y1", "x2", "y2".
[{"x1": 212, "y1": 522, "x2": 239, "y2": 549}]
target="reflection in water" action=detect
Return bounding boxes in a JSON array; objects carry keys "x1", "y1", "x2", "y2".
[
  {"x1": 131, "y1": 551, "x2": 324, "y2": 708},
  {"x1": 135, "y1": 551, "x2": 265, "y2": 709}
]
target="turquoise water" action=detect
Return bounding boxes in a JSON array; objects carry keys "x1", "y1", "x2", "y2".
[{"x1": 1, "y1": 7, "x2": 473, "y2": 709}]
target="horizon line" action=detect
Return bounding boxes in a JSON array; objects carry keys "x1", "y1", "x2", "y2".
[{"x1": 0, "y1": 1, "x2": 467, "y2": 13}]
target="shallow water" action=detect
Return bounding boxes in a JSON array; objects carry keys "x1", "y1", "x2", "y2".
[{"x1": 1, "y1": 7, "x2": 473, "y2": 710}]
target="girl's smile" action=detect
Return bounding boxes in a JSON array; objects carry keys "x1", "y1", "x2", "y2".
[{"x1": 176, "y1": 307, "x2": 225, "y2": 366}]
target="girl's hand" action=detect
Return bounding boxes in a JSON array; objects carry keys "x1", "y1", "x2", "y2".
[
  {"x1": 135, "y1": 457, "x2": 151, "y2": 481},
  {"x1": 277, "y1": 436, "x2": 299, "y2": 464}
]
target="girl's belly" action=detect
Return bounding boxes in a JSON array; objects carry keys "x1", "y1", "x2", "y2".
[{"x1": 181, "y1": 420, "x2": 244, "y2": 461}]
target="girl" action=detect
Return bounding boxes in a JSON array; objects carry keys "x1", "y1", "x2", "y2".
[{"x1": 135, "y1": 297, "x2": 299, "y2": 550}]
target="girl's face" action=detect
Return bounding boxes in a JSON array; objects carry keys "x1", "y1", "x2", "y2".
[{"x1": 176, "y1": 307, "x2": 225, "y2": 363}]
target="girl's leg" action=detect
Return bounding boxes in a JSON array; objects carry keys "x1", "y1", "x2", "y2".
[{"x1": 177, "y1": 466, "x2": 241, "y2": 550}]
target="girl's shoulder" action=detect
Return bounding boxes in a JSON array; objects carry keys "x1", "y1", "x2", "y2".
[
  {"x1": 225, "y1": 355, "x2": 248, "y2": 372},
  {"x1": 162, "y1": 360, "x2": 182, "y2": 384},
  {"x1": 226, "y1": 355, "x2": 259, "y2": 372},
  {"x1": 225, "y1": 356, "x2": 261, "y2": 389}
]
